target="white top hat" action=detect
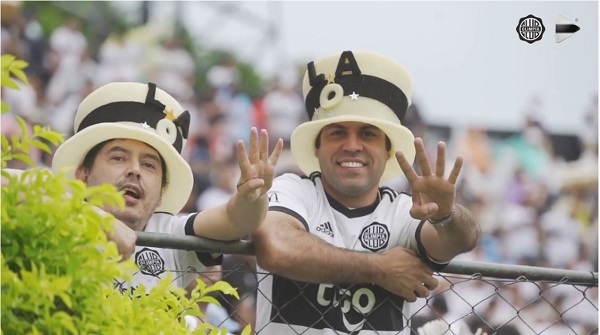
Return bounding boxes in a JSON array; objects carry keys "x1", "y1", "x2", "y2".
[
  {"x1": 52, "y1": 82, "x2": 193, "y2": 214},
  {"x1": 291, "y1": 50, "x2": 416, "y2": 181}
]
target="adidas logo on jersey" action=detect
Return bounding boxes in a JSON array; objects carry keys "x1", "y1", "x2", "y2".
[{"x1": 316, "y1": 221, "x2": 334, "y2": 237}]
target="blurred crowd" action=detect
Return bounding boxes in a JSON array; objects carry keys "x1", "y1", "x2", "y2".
[{"x1": 2, "y1": 7, "x2": 597, "y2": 335}]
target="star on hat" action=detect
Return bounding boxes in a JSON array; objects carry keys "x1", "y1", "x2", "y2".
[
  {"x1": 163, "y1": 108, "x2": 176, "y2": 121},
  {"x1": 326, "y1": 73, "x2": 335, "y2": 84}
]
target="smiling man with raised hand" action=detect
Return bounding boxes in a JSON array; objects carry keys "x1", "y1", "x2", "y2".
[
  {"x1": 51, "y1": 81, "x2": 283, "y2": 292},
  {"x1": 252, "y1": 50, "x2": 480, "y2": 334}
]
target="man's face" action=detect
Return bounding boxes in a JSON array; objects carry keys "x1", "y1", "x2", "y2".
[
  {"x1": 76, "y1": 139, "x2": 164, "y2": 231},
  {"x1": 316, "y1": 122, "x2": 389, "y2": 206}
]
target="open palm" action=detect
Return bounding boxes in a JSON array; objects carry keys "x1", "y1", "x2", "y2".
[
  {"x1": 395, "y1": 138, "x2": 463, "y2": 220},
  {"x1": 236, "y1": 127, "x2": 283, "y2": 202}
]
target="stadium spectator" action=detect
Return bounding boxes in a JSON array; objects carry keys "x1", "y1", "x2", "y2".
[{"x1": 252, "y1": 50, "x2": 479, "y2": 334}]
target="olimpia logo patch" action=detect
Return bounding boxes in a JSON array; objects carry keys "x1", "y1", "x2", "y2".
[
  {"x1": 135, "y1": 247, "x2": 165, "y2": 277},
  {"x1": 359, "y1": 222, "x2": 390, "y2": 251}
]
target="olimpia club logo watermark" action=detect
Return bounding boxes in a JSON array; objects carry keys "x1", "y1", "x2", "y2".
[{"x1": 517, "y1": 15, "x2": 546, "y2": 43}]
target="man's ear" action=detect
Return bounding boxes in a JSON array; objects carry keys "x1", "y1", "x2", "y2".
[{"x1": 75, "y1": 165, "x2": 88, "y2": 182}]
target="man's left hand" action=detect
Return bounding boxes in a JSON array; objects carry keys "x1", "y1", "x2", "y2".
[{"x1": 395, "y1": 138, "x2": 463, "y2": 221}]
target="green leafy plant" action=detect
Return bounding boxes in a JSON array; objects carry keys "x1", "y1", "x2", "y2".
[
  {"x1": 1, "y1": 54, "x2": 62, "y2": 168},
  {"x1": 1, "y1": 54, "x2": 251, "y2": 335}
]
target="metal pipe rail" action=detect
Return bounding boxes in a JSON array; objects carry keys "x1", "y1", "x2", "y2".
[
  {"x1": 136, "y1": 231, "x2": 255, "y2": 255},
  {"x1": 136, "y1": 231, "x2": 598, "y2": 286}
]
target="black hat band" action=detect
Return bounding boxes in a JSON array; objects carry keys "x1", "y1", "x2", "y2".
[
  {"x1": 305, "y1": 74, "x2": 409, "y2": 122},
  {"x1": 77, "y1": 101, "x2": 190, "y2": 153}
]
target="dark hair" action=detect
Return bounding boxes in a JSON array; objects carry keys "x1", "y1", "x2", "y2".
[
  {"x1": 81, "y1": 139, "x2": 168, "y2": 188},
  {"x1": 314, "y1": 129, "x2": 393, "y2": 151}
]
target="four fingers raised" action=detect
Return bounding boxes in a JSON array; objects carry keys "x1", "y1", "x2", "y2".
[
  {"x1": 236, "y1": 127, "x2": 284, "y2": 192},
  {"x1": 395, "y1": 137, "x2": 463, "y2": 183}
]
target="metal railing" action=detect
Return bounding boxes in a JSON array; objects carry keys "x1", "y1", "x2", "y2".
[{"x1": 136, "y1": 232, "x2": 599, "y2": 335}]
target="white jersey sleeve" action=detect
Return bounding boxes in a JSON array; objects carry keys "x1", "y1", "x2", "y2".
[{"x1": 266, "y1": 173, "x2": 316, "y2": 231}]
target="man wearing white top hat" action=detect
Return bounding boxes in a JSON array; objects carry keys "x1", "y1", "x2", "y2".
[
  {"x1": 51, "y1": 81, "x2": 283, "y2": 292},
  {"x1": 252, "y1": 50, "x2": 479, "y2": 334}
]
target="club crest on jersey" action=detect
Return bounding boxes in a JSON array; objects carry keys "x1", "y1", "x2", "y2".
[
  {"x1": 135, "y1": 247, "x2": 165, "y2": 277},
  {"x1": 359, "y1": 222, "x2": 389, "y2": 251}
]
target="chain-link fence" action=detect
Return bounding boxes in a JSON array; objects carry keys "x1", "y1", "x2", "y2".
[{"x1": 137, "y1": 232, "x2": 598, "y2": 335}]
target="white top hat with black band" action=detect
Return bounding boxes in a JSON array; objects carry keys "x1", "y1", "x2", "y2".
[
  {"x1": 291, "y1": 50, "x2": 416, "y2": 181},
  {"x1": 52, "y1": 82, "x2": 193, "y2": 214}
]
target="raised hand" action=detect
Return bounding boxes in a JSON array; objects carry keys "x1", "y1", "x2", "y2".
[
  {"x1": 235, "y1": 127, "x2": 283, "y2": 202},
  {"x1": 395, "y1": 138, "x2": 463, "y2": 221}
]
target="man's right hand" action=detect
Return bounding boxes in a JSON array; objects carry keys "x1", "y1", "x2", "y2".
[
  {"x1": 107, "y1": 220, "x2": 137, "y2": 260},
  {"x1": 374, "y1": 247, "x2": 438, "y2": 302}
]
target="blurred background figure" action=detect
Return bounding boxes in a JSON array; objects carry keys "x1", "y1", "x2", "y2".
[
  {"x1": 262, "y1": 72, "x2": 306, "y2": 149},
  {"x1": 46, "y1": 16, "x2": 88, "y2": 104},
  {"x1": 146, "y1": 35, "x2": 196, "y2": 101},
  {"x1": 96, "y1": 29, "x2": 142, "y2": 85}
]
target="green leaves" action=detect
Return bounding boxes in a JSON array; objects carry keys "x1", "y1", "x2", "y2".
[
  {"x1": 1, "y1": 54, "x2": 251, "y2": 334},
  {"x1": 1, "y1": 54, "x2": 28, "y2": 113},
  {"x1": 0, "y1": 117, "x2": 64, "y2": 169},
  {"x1": 1, "y1": 53, "x2": 64, "y2": 168},
  {"x1": 2, "y1": 159, "x2": 245, "y2": 335},
  {"x1": 1, "y1": 54, "x2": 28, "y2": 91}
]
